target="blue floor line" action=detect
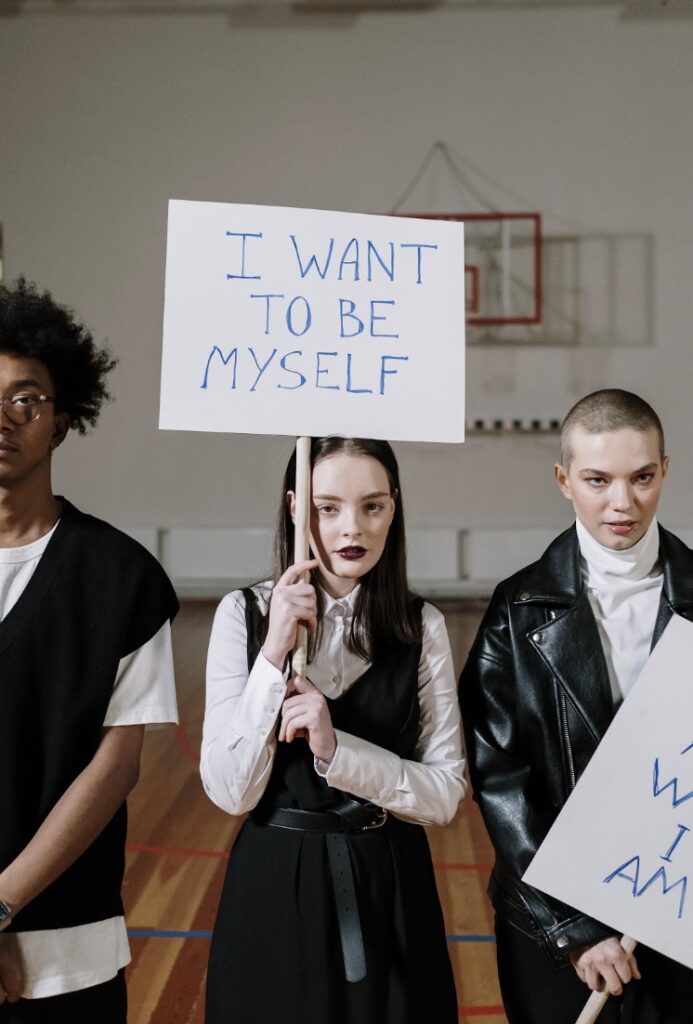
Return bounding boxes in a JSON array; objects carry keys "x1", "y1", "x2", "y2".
[{"x1": 128, "y1": 928, "x2": 496, "y2": 943}]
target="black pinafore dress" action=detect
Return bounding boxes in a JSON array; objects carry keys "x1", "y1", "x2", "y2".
[{"x1": 205, "y1": 591, "x2": 457, "y2": 1024}]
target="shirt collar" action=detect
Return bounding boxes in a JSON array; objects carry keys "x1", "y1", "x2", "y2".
[
  {"x1": 321, "y1": 583, "x2": 360, "y2": 617},
  {"x1": 576, "y1": 515, "x2": 660, "y2": 585},
  {"x1": 0, "y1": 520, "x2": 60, "y2": 564}
]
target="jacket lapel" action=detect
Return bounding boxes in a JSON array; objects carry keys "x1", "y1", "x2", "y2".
[
  {"x1": 651, "y1": 526, "x2": 693, "y2": 647},
  {"x1": 651, "y1": 595, "x2": 673, "y2": 650},
  {"x1": 515, "y1": 525, "x2": 612, "y2": 741},
  {"x1": 528, "y1": 592, "x2": 614, "y2": 743},
  {"x1": 520, "y1": 524, "x2": 693, "y2": 730}
]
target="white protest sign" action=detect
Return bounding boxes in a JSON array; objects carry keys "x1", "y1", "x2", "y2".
[
  {"x1": 523, "y1": 614, "x2": 693, "y2": 969},
  {"x1": 159, "y1": 200, "x2": 465, "y2": 442}
]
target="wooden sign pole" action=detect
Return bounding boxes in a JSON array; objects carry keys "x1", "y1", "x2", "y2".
[
  {"x1": 574, "y1": 936, "x2": 637, "y2": 1024},
  {"x1": 292, "y1": 435, "x2": 312, "y2": 679}
]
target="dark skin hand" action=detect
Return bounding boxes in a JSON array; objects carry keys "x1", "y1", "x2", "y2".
[{"x1": 0, "y1": 939, "x2": 23, "y2": 1005}]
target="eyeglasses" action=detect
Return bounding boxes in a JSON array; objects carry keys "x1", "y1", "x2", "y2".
[{"x1": 0, "y1": 393, "x2": 56, "y2": 426}]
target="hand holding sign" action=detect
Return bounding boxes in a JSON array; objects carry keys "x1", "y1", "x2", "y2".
[
  {"x1": 279, "y1": 674, "x2": 337, "y2": 763},
  {"x1": 573, "y1": 936, "x2": 638, "y2": 1024},
  {"x1": 571, "y1": 935, "x2": 640, "y2": 996},
  {"x1": 160, "y1": 199, "x2": 465, "y2": 759},
  {"x1": 261, "y1": 557, "x2": 318, "y2": 671}
]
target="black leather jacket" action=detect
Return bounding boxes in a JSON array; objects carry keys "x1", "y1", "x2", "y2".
[{"x1": 459, "y1": 524, "x2": 693, "y2": 969}]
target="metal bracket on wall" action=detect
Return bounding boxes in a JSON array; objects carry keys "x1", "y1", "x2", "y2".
[{"x1": 466, "y1": 417, "x2": 560, "y2": 435}]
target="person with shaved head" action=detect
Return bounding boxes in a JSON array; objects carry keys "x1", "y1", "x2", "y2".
[{"x1": 460, "y1": 389, "x2": 693, "y2": 1024}]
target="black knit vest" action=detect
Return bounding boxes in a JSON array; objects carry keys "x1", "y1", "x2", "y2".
[{"x1": 0, "y1": 499, "x2": 178, "y2": 932}]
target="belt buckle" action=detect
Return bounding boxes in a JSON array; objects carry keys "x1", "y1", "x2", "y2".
[{"x1": 360, "y1": 808, "x2": 388, "y2": 831}]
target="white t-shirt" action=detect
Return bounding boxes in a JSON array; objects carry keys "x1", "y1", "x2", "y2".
[{"x1": 0, "y1": 526, "x2": 178, "y2": 998}]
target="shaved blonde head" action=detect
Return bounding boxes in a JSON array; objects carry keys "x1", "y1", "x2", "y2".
[{"x1": 560, "y1": 389, "x2": 665, "y2": 467}]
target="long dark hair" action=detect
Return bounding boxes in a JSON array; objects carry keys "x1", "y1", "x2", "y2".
[{"x1": 270, "y1": 437, "x2": 422, "y2": 661}]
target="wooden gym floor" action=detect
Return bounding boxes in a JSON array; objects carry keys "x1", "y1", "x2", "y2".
[{"x1": 124, "y1": 598, "x2": 507, "y2": 1023}]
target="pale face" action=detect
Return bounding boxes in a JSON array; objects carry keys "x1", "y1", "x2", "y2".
[
  {"x1": 554, "y1": 425, "x2": 668, "y2": 551},
  {"x1": 291, "y1": 452, "x2": 396, "y2": 598},
  {"x1": 0, "y1": 353, "x2": 68, "y2": 488}
]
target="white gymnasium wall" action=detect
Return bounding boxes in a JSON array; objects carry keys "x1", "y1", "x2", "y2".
[{"x1": 1, "y1": 4, "x2": 692, "y2": 587}]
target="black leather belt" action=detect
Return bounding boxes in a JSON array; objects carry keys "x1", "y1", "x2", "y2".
[{"x1": 255, "y1": 801, "x2": 388, "y2": 983}]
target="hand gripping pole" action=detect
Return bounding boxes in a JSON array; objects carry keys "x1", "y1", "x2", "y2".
[{"x1": 573, "y1": 936, "x2": 638, "y2": 1024}]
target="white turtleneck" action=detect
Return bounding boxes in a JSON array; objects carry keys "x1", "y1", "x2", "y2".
[{"x1": 576, "y1": 516, "x2": 663, "y2": 706}]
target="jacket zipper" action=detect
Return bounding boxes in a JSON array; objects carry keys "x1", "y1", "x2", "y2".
[
  {"x1": 545, "y1": 609, "x2": 577, "y2": 794},
  {"x1": 558, "y1": 689, "x2": 577, "y2": 793}
]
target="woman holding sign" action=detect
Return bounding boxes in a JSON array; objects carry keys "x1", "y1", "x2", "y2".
[{"x1": 201, "y1": 437, "x2": 465, "y2": 1024}]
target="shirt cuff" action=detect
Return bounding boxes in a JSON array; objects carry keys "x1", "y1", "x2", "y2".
[
  {"x1": 314, "y1": 751, "x2": 335, "y2": 777},
  {"x1": 316, "y1": 729, "x2": 399, "y2": 800},
  {"x1": 103, "y1": 706, "x2": 179, "y2": 727}
]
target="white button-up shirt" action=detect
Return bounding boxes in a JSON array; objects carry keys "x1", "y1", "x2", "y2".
[{"x1": 201, "y1": 583, "x2": 466, "y2": 826}]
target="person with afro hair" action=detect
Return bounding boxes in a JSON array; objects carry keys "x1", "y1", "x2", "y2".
[{"x1": 0, "y1": 279, "x2": 179, "y2": 1023}]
